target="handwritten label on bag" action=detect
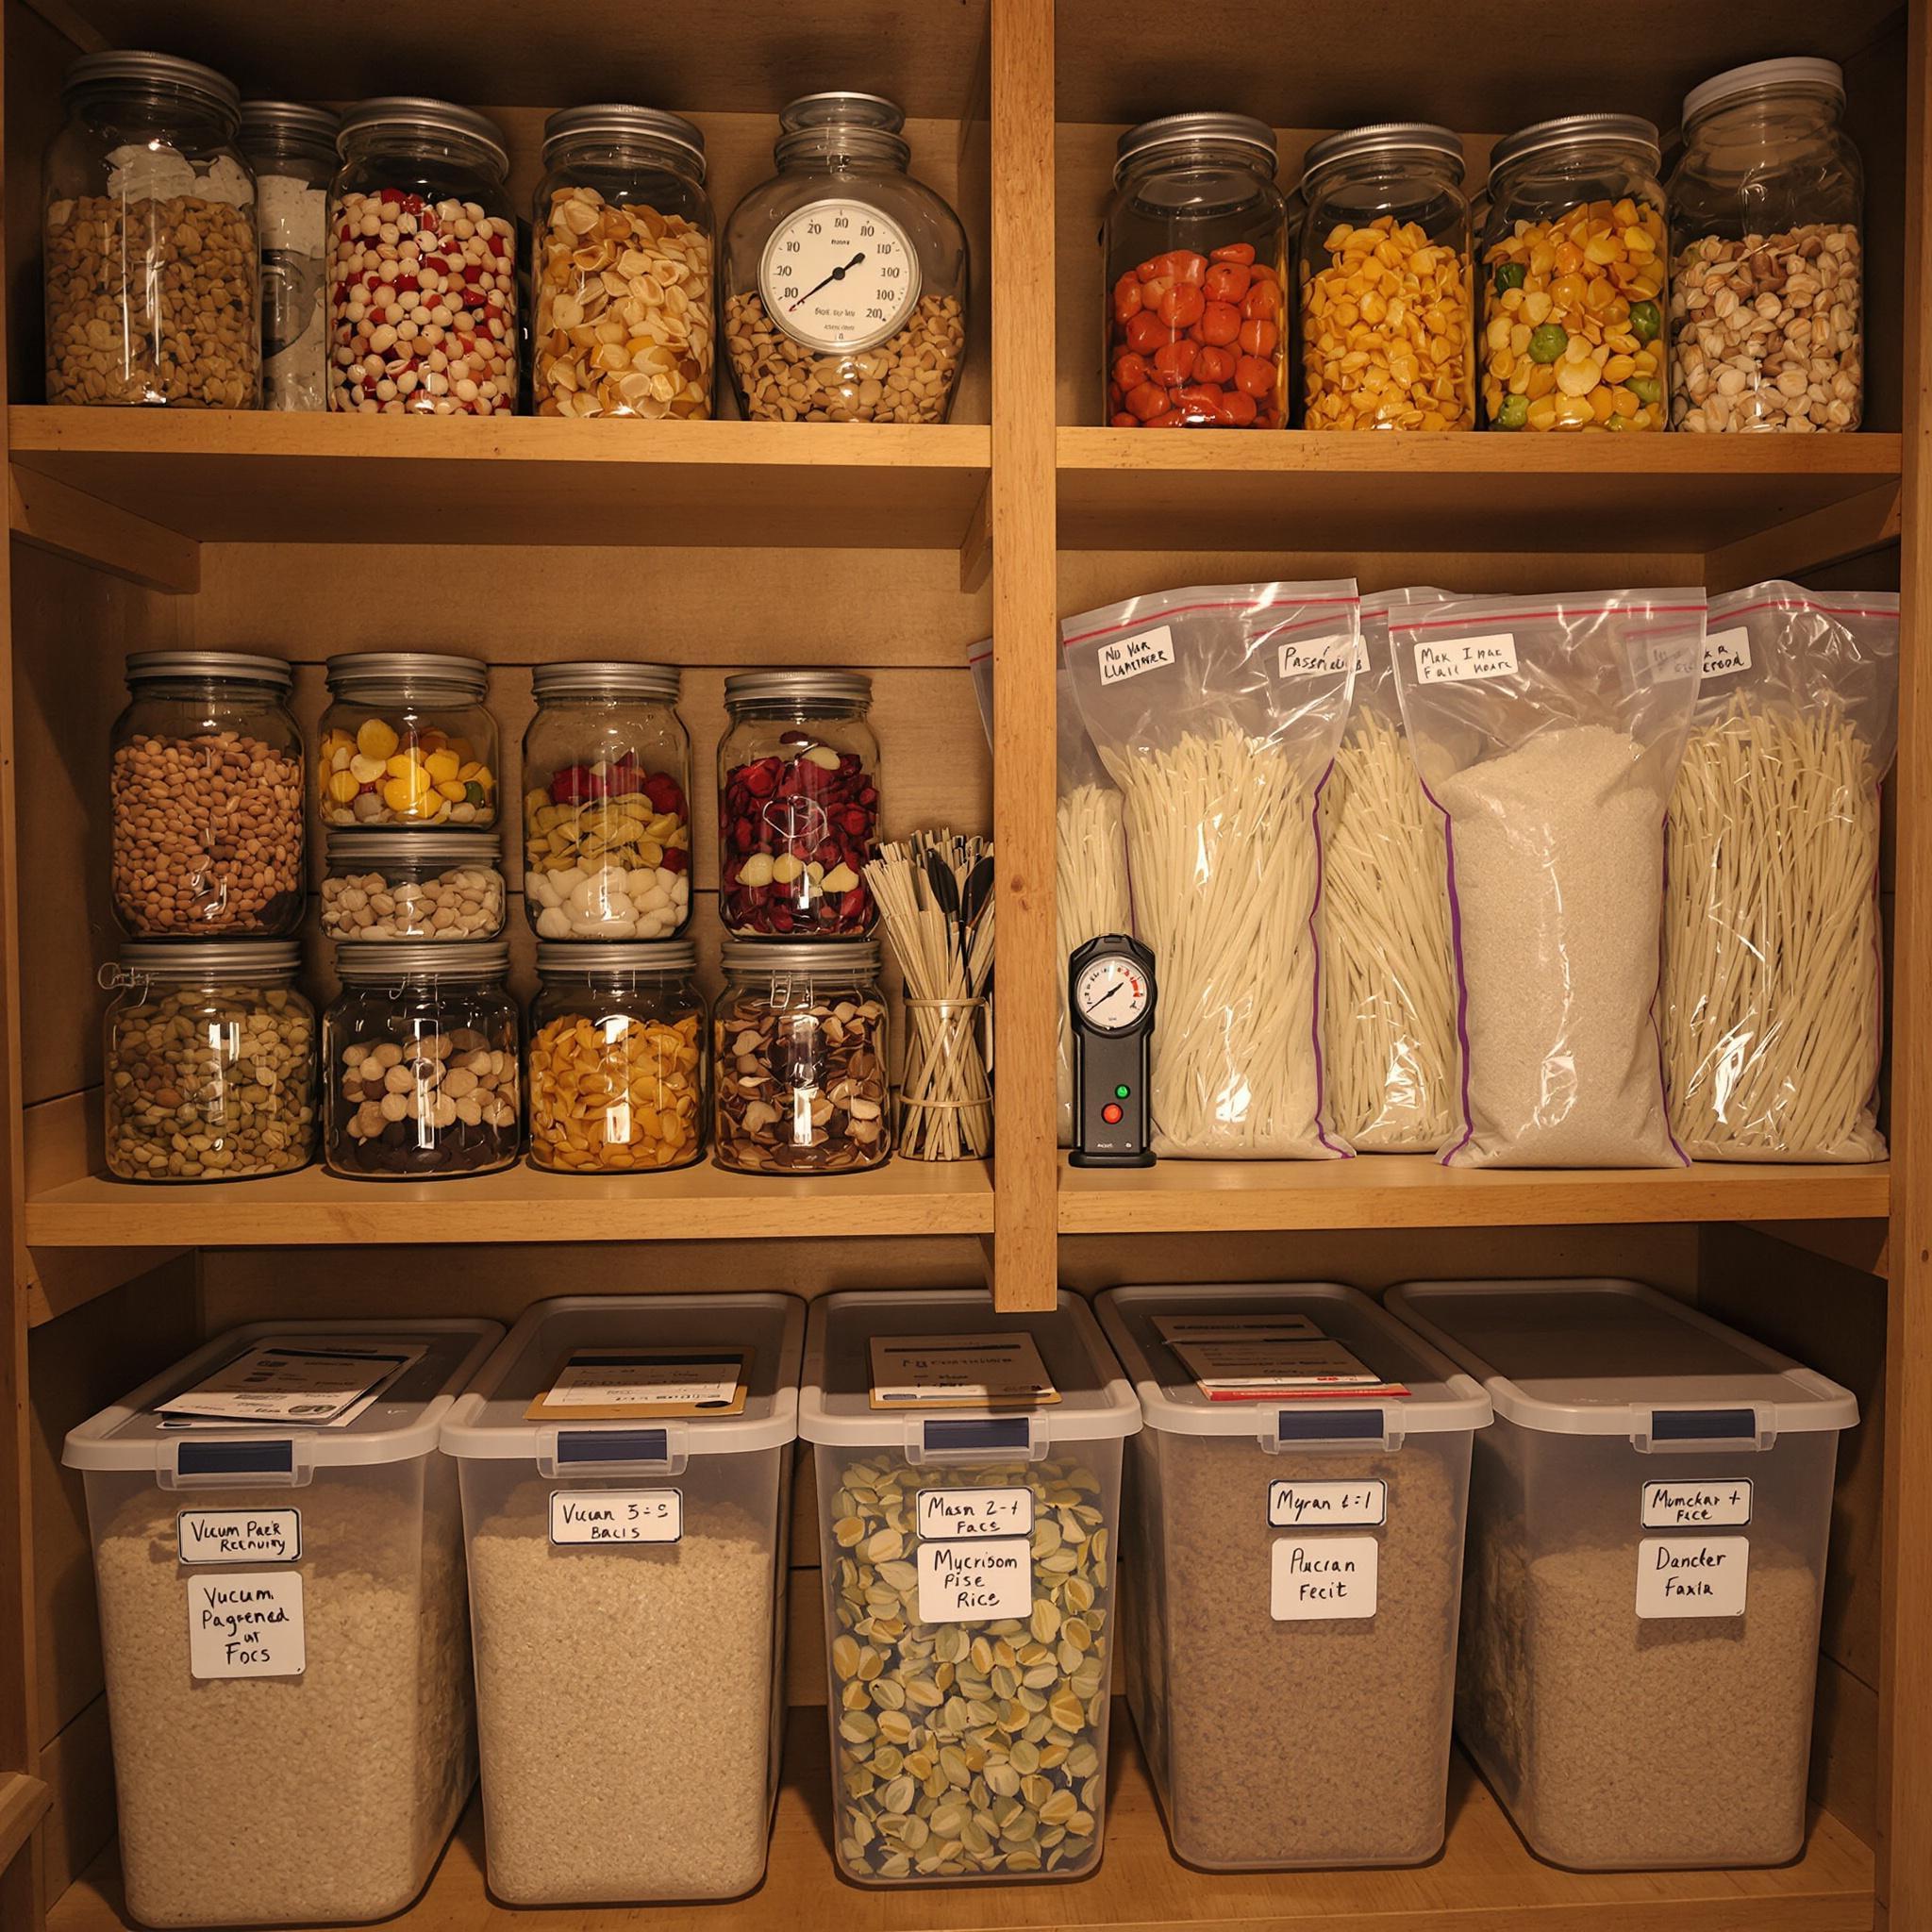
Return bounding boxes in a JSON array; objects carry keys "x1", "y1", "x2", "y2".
[
  {"x1": 1271, "y1": 1535, "x2": 1379, "y2": 1620},
  {"x1": 917, "y1": 1487, "x2": 1035, "y2": 1540},
  {"x1": 1268, "y1": 1479, "x2": 1387, "y2": 1528},
  {"x1": 187, "y1": 1572, "x2": 306, "y2": 1677},
  {"x1": 1277, "y1": 633, "x2": 1367, "y2": 679},
  {"x1": 917, "y1": 1539, "x2": 1032, "y2": 1622},
  {"x1": 1641, "y1": 1478, "x2": 1753, "y2": 1529},
  {"x1": 1635, "y1": 1536, "x2": 1749, "y2": 1618},
  {"x1": 1095, "y1": 624, "x2": 1176, "y2": 685},
  {"x1": 548, "y1": 1489, "x2": 682, "y2": 1545},
  {"x1": 1415, "y1": 631, "x2": 1520, "y2": 685},
  {"x1": 176, "y1": 1507, "x2": 301, "y2": 1565},
  {"x1": 1701, "y1": 625, "x2": 1753, "y2": 678}
]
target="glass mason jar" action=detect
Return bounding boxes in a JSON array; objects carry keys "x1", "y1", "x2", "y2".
[
  {"x1": 327, "y1": 98, "x2": 517, "y2": 414},
  {"x1": 318, "y1": 653, "x2": 499, "y2": 827},
  {"x1": 1478, "y1": 115, "x2": 1667, "y2": 432},
  {"x1": 110, "y1": 650, "x2": 304, "y2": 938},
  {"x1": 1668, "y1": 58, "x2": 1862, "y2": 433},
  {"x1": 533, "y1": 105, "x2": 715, "y2": 421},
  {"x1": 324, "y1": 940, "x2": 519, "y2": 1178},
  {"x1": 713, "y1": 940, "x2": 890, "y2": 1174},
  {"x1": 240, "y1": 101, "x2": 338, "y2": 411},
  {"x1": 717, "y1": 670, "x2": 878, "y2": 937},
  {"x1": 528, "y1": 940, "x2": 707, "y2": 1174},
  {"x1": 1298, "y1": 124, "x2": 1474, "y2": 430},
  {"x1": 321, "y1": 830, "x2": 506, "y2": 941},
  {"x1": 102, "y1": 941, "x2": 315, "y2": 1182},
  {"x1": 43, "y1": 50, "x2": 259, "y2": 408},
  {"x1": 524, "y1": 661, "x2": 691, "y2": 940},
  {"x1": 723, "y1": 92, "x2": 968, "y2": 424},
  {"x1": 1104, "y1": 114, "x2": 1289, "y2": 429}
]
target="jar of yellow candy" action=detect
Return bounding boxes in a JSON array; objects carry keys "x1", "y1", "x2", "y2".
[
  {"x1": 1478, "y1": 114, "x2": 1667, "y2": 432},
  {"x1": 318, "y1": 652, "x2": 499, "y2": 826}
]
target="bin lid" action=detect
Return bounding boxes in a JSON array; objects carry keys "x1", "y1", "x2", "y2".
[
  {"x1": 440, "y1": 1294, "x2": 804, "y2": 1458},
  {"x1": 1385, "y1": 1279, "x2": 1859, "y2": 1440},
  {"x1": 1097, "y1": 1282, "x2": 1491, "y2": 1440},
  {"x1": 797, "y1": 1290, "x2": 1140, "y2": 1448},
  {"x1": 62, "y1": 1320, "x2": 503, "y2": 1475}
]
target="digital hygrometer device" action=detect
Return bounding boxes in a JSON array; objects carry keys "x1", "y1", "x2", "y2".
[{"x1": 1069, "y1": 933, "x2": 1157, "y2": 1169}]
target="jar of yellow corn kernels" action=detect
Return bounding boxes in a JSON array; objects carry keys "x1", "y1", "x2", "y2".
[
  {"x1": 1297, "y1": 123, "x2": 1473, "y2": 430},
  {"x1": 528, "y1": 940, "x2": 707, "y2": 1173},
  {"x1": 1478, "y1": 114, "x2": 1667, "y2": 432},
  {"x1": 318, "y1": 652, "x2": 499, "y2": 827}
]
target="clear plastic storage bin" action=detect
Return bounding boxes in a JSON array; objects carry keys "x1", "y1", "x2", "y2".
[
  {"x1": 62, "y1": 1320, "x2": 500, "y2": 1927},
  {"x1": 1097, "y1": 1283, "x2": 1491, "y2": 1870},
  {"x1": 441, "y1": 1294, "x2": 802, "y2": 1904},
  {"x1": 799, "y1": 1290, "x2": 1140, "y2": 1885},
  {"x1": 1385, "y1": 1279, "x2": 1858, "y2": 1872}
]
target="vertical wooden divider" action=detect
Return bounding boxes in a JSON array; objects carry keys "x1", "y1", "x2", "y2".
[{"x1": 988, "y1": 0, "x2": 1058, "y2": 1310}]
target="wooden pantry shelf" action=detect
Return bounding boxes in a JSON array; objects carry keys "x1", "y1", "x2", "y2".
[
  {"x1": 1055, "y1": 428, "x2": 1904, "y2": 567},
  {"x1": 1057, "y1": 1157, "x2": 1890, "y2": 1237},
  {"x1": 48, "y1": 1709, "x2": 1874, "y2": 1932}
]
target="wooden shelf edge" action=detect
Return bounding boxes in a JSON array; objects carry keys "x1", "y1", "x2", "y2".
[{"x1": 0, "y1": 1773, "x2": 50, "y2": 1872}]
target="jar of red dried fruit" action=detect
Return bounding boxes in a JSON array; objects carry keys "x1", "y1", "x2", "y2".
[
  {"x1": 717, "y1": 670, "x2": 878, "y2": 938},
  {"x1": 1104, "y1": 113, "x2": 1290, "y2": 428}
]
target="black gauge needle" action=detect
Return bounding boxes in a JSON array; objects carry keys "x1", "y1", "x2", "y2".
[
  {"x1": 1087, "y1": 983, "x2": 1128, "y2": 1016},
  {"x1": 789, "y1": 251, "x2": 866, "y2": 311}
]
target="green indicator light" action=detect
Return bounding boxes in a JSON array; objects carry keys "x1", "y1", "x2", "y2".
[{"x1": 1115, "y1": 1084, "x2": 1131, "y2": 1100}]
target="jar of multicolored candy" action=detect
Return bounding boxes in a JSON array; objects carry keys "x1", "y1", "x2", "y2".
[{"x1": 318, "y1": 652, "x2": 498, "y2": 827}]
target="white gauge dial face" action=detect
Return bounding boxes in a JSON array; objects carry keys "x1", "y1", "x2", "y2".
[
  {"x1": 1074, "y1": 955, "x2": 1150, "y2": 1032},
  {"x1": 758, "y1": 198, "x2": 921, "y2": 353}
]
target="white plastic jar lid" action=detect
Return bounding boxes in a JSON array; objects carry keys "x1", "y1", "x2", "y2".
[{"x1": 1684, "y1": 57, "x2": 1844, "y2": 128}]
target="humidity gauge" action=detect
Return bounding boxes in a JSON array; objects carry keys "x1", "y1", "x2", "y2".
[
  {"x1": 1069, "y1": 934, "x2": 1157, "y2": 1169},
  {"x1": 758, "y1": 200, "x2": 921, "y2": 353}
]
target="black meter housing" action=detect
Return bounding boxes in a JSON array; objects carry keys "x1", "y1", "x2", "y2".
[{"x1": 1069, "y1": 933, "x2": 1156, "y2": 1168}]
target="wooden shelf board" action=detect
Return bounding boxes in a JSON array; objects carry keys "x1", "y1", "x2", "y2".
[
  {"x1": 1055, "y1": 429, "x2": 1904, "y2": 558},
  {"x1": 48, "y1": 1712, "x2": 1874, "y2": 1932},
  {"x1": 0, "y1": 1772, "x2": 49, "y2": 1873},
  {"x1": 1058, "y1": 1157, "x2": 1890, "y2": 1236},
  {"x1": 22, "y1": 1158, "x2": 991, "y2": 1257},
  {"x1": 6, "y1": 411, "x2": 993, "y2": 558}
]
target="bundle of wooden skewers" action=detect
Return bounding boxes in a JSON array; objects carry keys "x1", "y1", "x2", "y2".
[{"x1": 862, "y1": 830, "x2": 994, "y2": 1160}]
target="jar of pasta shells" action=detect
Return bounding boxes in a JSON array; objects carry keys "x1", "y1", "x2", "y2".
[{"x1": 533, "y1": 105, "x2": 715, "y2": 421}]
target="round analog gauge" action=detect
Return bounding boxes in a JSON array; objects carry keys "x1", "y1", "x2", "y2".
[
  {"x1": 1074, "y1": 954, "x2": 1150, "y2": 1032},
  {"x1": 758, "y1": 198, "x2": 921, "y2": 353}
]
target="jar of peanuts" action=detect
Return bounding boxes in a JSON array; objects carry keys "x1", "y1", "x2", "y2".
[
  {"x1": 528, "y1": 941, "x2": 707, "y2": 1174},
  {"x1": 1104, "y1": 114, "x2": 1289, "y2": 429},
  {"x1": 1668, "y1": 59, "x2": 1862, "y2": 434},
  {"x1": 1297, "y1": 124, "x2": 1473, "y2": 430},
  {"x1": 318, "y1": 653, "x2": 499, "y2": 828},
  {"x1": 1478, "y1": 115, "x2": 1667, "y2": 432},
  {"x1": 532, "y1": 106, "x2": 715, "y2": 421},
  {"x1": 327, "y1": 98, "x2": 517, "y2": 415},
  {"x1": 110, "y1": 650, "x2": 304, "y2": 938}
]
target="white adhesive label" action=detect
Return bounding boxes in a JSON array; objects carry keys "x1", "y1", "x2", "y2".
[
  {"x1": 177, "y1": 1507, "x2": 301, "y2": 1565},
  {"x1": 1268, "y1": 1479, "x2": 1387, "y2": 1528},
  {"x1": 548, "y1": 1489, "x2": 681, "y2": 1545},
  {"x1": 917, "y1": 1538, "x2": 1032, "y2": 1622},
  {"x1": 1702, "y1": 625, "x2": 1753, "y2": 678},
  {"x1": 1641, "y1": 1478, "x2": 1753, "y2": 1529},
  {"x1": 188, "y1": 1572, "x2": 306, "y2": 1677},
  {"x1": 1277, "y1": 633, "x2": 1366, "y2": 679},
  {"x1": 1635, "y1": 1536, "x2": 1749, "y2": 1618},
  {"x1": 917, "y1": 1487, "x2": 1034, "y2": 1540},
  {"x1": 1415, "y1": 631, "x2": 1520, "y2": 685},
  {"x1": 1272, "y1": 1535, "x2": 1379, "y2": 1620},
  {"x1": 1096, "y1": 624, "x2": 1176, "y2": 685}
]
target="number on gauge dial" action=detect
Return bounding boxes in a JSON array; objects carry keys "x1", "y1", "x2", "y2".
[{"x1": 759, "y1": 199, "x2": 920, "y2": 353}]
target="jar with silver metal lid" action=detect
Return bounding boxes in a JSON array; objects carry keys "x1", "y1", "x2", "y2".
[
  {"x1": 327, "y1": 98, "x2": 518, "y2": 414},
  {"x1": 43, "y1": 50, "x2": 259, "y2": 408},
  {"x1": 713, "y1": 939, "x2": 889, "y2": 1173},
  {"x1": 102, "y1": 941, "x2": 315, "y2": 1182},
  {"x1": 717, "y1": 669, "x2": 878, "y2": 937},
  {"x1": 318, "y1": 653, "x2": 499, "y2": 828},
  {"x1": 240, "y1": 101, "x2": 338, "y2": 410},
  {"x1": 1105, "y1": 113, "x2": 1289, "y2": 428},
  {"x1": 529, "y1": 939, "x2": 707, "y2": 1173},
  {"x1": 322, "y1": 829, "x2": 506, "y2": 941},
  {"x1": 533, "y1": 105, "x2": 715, "y2": 421},
  {"x1": 1478, "y1": 114, "x2": 1667, "y2": 432},
  {"x1": 722, "y1": 93, "x2": 968, "y2": 424},
  {"x1": 324, "y1": 940, "x2": 519, "y2": 1178},
  {"x1": 1297, "y1": 124, "x2": 1473, "y2": 430},
  {"x1": 524, "y1": 660, "x2": 691, "y2": 940}
]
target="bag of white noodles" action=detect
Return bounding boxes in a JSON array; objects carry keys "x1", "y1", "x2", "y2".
[
  {"x1": 1319, "y1": 588, "x2": 1457, "y2": 1151},
  {"x1": 1663, "y1": 582, "x2": 1898, "y2": 1161},
  {"x1": 1065, "y1": 580, "x2": 1359, "y2": 1159},
  {"x1": 1390, "y1": 589, "x2": 1705, "y2": 1168}
]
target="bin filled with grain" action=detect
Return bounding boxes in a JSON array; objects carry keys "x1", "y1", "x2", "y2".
[{"x1": 1387, "y1": 1278, "x2": 1858, "y2": 1870}]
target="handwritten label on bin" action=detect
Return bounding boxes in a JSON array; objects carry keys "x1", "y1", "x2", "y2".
[
  {"x1": 1267, "y1": 1479, "x2": 1387, "y2": 1529},
  {"x1": 176, "y1": 1507, "x2": 301, "y2": 1566},
  {"x1": 1271, "y1": 1535, "x2": 1379, "y2": 1621},
  {"x1": 1635, "y1": 1536, "x2": 1749, "y2": 1619},
  {"x1": 917, "y1": 1539, "x2": 1032, "y2": 1623},
  {"x1": 187, "y1": 1572, "x2": 306, "y2": 1678},
  {"x1": 1641, "y1": 1478, "x2": 1753, "y2": 1529},
  {"x1": 548, "y1": 1490, "x2": 682, "y2": 1546},
  {"x1": 917, "y1": 1487, "x2": 1034, "y2": 1540}
]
